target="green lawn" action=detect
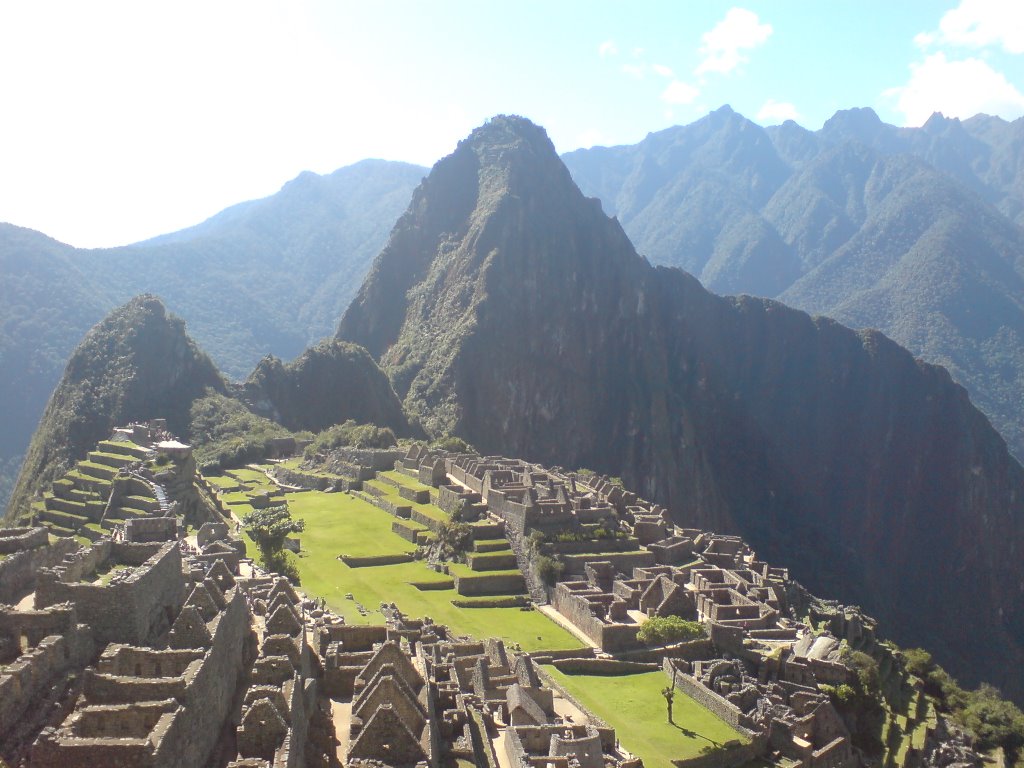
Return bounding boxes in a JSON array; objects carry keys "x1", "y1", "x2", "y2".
[
  {"x1": 245, "y1": 487, "x2": 582, "y2": 653},
  {"x1": 544, "y1": 667, "x2": 747, "y2": 768}
]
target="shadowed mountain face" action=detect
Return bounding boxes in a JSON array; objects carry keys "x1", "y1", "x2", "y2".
[
  {"x1": 340, "y1": 115, "x2": 1024, "y2": 699},
  {"x1": 7, "y1": 295, "x2": 226, "y2": 519},
  {"x1": 0, "y1": 159, "x2": 425, "y2": 511},
  {"x1": 562, "y1": 107, "x2": 1024, "y2": 465}
]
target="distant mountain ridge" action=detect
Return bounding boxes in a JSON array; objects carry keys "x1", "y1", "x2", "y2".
[
  {"x1": 340, "y1": 114, "x2": 1024, "y2": 700},
  {"x1": 562, "y1": 106, "x2": 1024, "y2": 462},
  {"x1": 0, "y1": 159, "x2": 425, "y2": 510}
]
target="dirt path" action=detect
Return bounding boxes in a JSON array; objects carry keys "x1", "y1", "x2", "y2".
[
  {"x1": 537, "y1": 604, "x2": 599, "y2": 650},
  {"x1": 331, "y1": 700, "x2": 352, "y2": 763}
]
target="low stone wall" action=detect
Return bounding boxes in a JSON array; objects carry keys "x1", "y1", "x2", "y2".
[
  {"x1": 397, "y1": 485, "x2": 430, "y2": 504},
  {"x1": 663, "y1": 659, "x2": 755, "y2": 734},
  {"x1": 0, "y1": 527, "x2": 49, "y2": 554},
  {"x1": 452, "y1": 572, "x2": 526, "y2": 596},
  {"x1": 391, "y1": 520, "x2": 425, "y2": 543},
  {"x1": 450, "y1": 596, "x2": 531, "y2": 608},
  {"x1": 552, "y1": 658, "x2": 659, "y2": 674},
  {"x1": 670, "y1": 734, "x2": 768, "y2": 768},
  {"x1": 273, "y1": 467, "x2": 341, "y2": 491},
  {"x1": 466, "y1": 552, "x2": 518, "y2": 571},
  {"x1": 410, "y1": 509, "x2": 443, "y2": 531},
  {"x1": 360, "y1": 490, "x2": 413, "y2": 520},
  {"x1": 615, "y1": 638, "x2": 716, "y2": 663},
  {"x1": 546, "y1": 538, "x2": 640, "y2": 555},
  {"x1": 339, "y1": 553, "x2": 415, "y2": 568},
  {"x1": 469, "y1": 521, "x2": 505, "y2": 540},
  {"x1": 0, "y1": 537, "x2": 77, "y2": 605},
  {"x1": 561, "y1": 550, "x2": 656, "y2": 575}
]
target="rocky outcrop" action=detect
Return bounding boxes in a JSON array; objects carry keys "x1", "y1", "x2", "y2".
[{"x1": 339, "y1": 115, "x2": 1024, "y2": 698}]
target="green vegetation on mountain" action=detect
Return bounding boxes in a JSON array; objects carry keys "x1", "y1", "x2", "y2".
[
  {"x1": 188, "y1": 390, "x2": 306, "y2": 473},
  {"x1": 563, "y1": 106, "x2": 1024, "y2": 463},
  {"x1": 339, "y1": 114, "x2": 1024, "y2": 700},
  {"x1": 7, "y1": 295, "x2": 225, "y2": 520},
  {"x1": 244, "y1": 339, "x2": 409, "y2": 434},
  {"x1": 304, "y1": 420, "x2": 397, "y2": 454}
]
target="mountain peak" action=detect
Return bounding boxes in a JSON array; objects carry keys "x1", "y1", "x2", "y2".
[{"x1": 7, "y1": 294, "x2": 225, "y2": 518}]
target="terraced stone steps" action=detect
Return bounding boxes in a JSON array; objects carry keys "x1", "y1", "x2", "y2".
[
  {"x1": 86, "y1": 451, "x2": 138, "y2": 469},
  {"x1": 75, "y1": 461, "x2": 118, "y2": 481},
  {"x1": 97, "y1": 439, "x2": 152, "y2": 460}
]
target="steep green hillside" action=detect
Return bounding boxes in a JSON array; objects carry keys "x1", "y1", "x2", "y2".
[{"x1": 7, "y1": 295, "x2": 225, "y2": 519}]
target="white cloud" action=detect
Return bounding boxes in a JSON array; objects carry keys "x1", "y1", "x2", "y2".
[
  {"x1": 622, "y1": 63, "x2": 644, "y2": 78},
  {"x1": 662, "y1": 80, "x2": 700, "y2": 105},
  {"x1": 885, "y1": 52, "x2": 1024, "y2": 125},
  {"x1": 652, "y1": 63, "x2": 674, "y2": 78},
  {"x1": 599, "y1": 40, "x2": 618, "y2": 57},
  {"x1": 933, "y1": 0, "x2": 1024, "y2": 53},
  {"x1": 756, "y1": 99, "x2": 801, "y2": 124},
  {"x1": 696, "y1": 7, "x2": 772, "y2": 75}
]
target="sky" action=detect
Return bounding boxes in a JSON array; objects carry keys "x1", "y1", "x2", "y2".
[{"x1": 0, "y1": 0, "x2": 1022, "y2": 248}]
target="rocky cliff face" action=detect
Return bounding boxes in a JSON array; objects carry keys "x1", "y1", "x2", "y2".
[
  {"x1": 339, "y1": 115, "x2": 1024, "y2": 697},
  {"x1": 7, "y1": 295, "x2": 225, "y2": 519},
  {"x1": 243, "y1": 339, "x2": 409, "y2": 434}
]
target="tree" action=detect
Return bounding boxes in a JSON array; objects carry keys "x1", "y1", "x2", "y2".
[
  {"x1": 242, "y1": 504, "x2": 304, "y2": 575},
  {"x1": 662, "y1": 685, "x2": 676, "y2": 723}
]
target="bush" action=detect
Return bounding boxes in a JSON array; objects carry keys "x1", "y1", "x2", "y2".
[
  {"x1": 637, "y1": 616, "x2": 705, "y2": 646},
  {"x1": 430, "y1": 435, "x2": 474, "y2": 453},
  {"x1": 305, "y1": 420, "x2": 396, "y2": 456},
  {"x1": 536, "y1": 555, "x2": 564, "y2": 586},
  {"x1": 435, "y1": 520, "x2": 472, "y2": 561}
]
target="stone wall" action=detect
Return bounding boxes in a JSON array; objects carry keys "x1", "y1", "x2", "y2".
[
  {"x1": 0, "y1": 537, "x2": 77, "y2": 605},
  {"x1": 663, "y1": 659, "x2": 756, "y2": 734},
  {"x1": 669, "y1": 733, "x2": 768, "y2": 768},
  {"x1": 36, "y1": 542, "x2": 186, "y2": 647},
  {"x1": 149, "y1": 587, "x2": 253, "y2": 768},
  {"x1": 0, "y1": 527, "x2": 49, "y2": 554},
  {"x1": 453, "y1": 572, "x2": 526, "y2": 596}
]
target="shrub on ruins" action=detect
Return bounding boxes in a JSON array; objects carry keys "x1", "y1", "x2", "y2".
[
  {"x1": 430, "y1": 435, "x2": 474, "y2": 453},
  {"x1": 242, "y1": 504, "x2": 305, "y2": 580},
  {"x1": 956, "y1": 684, "x2": 1024, "y2": 753},
  {"x1": 435, "y1": 519, "x2": 472, "y2": 561},
  {"x1": 535, "y1": 555, "x2": 564, "y2": 586},
  {"x1": 637, "y1": 615, "x2": 705, "y2": 646},
  {"x1": 304, "y1": 420, "x2": 397, "y2": 457},
  {"x1": 189, "y1": 390, "x2": 303, "y2": 472}
]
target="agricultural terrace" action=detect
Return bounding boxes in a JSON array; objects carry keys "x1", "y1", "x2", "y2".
[{"x1": 207, "y1": 468, "x2": 583, "y2": 654}]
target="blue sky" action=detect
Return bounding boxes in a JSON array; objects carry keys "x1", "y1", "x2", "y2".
[{"x1": 0, "y1": 0, "x2": 1021, "y2": 247}]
